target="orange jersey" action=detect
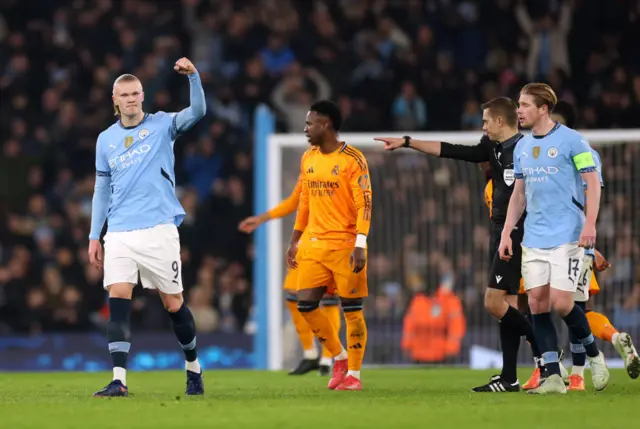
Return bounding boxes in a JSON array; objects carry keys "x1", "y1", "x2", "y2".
[
  {"x1": 484, "y1": 179, "x2": 493, "y2": 218},
  {"x1": 294, "y1": 143, "x2": 372, "y2": 250},
  {"x1": 267, "y1": 175, "x2": 301, "y2": 220}
]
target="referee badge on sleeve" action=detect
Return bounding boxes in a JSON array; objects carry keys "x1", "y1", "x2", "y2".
[{"x1": 503, "y1": 169, "x2": 515, "y2": 186}]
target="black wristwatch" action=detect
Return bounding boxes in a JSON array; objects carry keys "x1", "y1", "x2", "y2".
[{"x1": 402, "y1": 135, "x2": 411, "y2": 148}]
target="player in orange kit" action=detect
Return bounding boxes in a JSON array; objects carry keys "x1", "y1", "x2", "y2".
[
  {"x1": 238, "y1": 176, "x2": 342, "y2": 376},
  {"x1": 287, "y1": 100, "x2": 372, "y2": 391}
]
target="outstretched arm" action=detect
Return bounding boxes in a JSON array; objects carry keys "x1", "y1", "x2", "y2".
[
  {"x1": 172, "y1": 57, "x2": 206, "y2": 137},
  {"x1": 375, "y1": 136, "x2": 490, "y2": 163},
  {"x1": 239, "y1": 177, "x2": 302, "y2": 234}
]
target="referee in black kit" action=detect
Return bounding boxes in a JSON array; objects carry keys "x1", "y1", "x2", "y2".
[{"x1": 375, "y1": 97, "x2": 541, "y2": 392}]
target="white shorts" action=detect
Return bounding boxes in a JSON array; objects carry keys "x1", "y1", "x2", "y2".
[
  {"x1": 522, "y1": 243, "x2": 585, "y2": 293},
  {"x1": 103, "y1": 223, "x2": 183, "y2": 294},
  {"x1": 575, "y1": 255, "x2": 594, "y2": 302}
]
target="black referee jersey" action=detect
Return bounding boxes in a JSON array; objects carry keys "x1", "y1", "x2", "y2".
[{"x1": 439, "y1": 133, "x2": 525, "y2": 226}]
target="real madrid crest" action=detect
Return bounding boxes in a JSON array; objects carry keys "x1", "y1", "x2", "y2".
[
  {"x1": 532, "y1": 146, "x2": 540, "y2": 159},
  {"x1": 138, "y1": 129, "x2": 149, "y2": 140},
  {"x1": 547, "y1": 147, "x2": 558, "y2": 158},
  {"x1": 124, "y1": 136, "x2": 134, "y2": 149}
]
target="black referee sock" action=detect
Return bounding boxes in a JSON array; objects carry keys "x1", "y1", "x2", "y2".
[
  {"x1": 501, "y1": 306, "x2": 541, "y2": 358},
  {"x1": 499, "y1": 320, "x2": 520, "y2": 383}
]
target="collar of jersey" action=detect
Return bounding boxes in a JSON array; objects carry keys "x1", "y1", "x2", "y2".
[
  {"x1": 531, "y1": 121, "x2": 561, "y2": 139},
  {"x1": 499, "y1": 132, "x2": 524, "y2": 149},
  {"x1": 118, "y1": 113, "x2": 149, "y2": 130}
]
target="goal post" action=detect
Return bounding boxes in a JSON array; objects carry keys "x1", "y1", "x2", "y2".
[{"x1": 253, "y1": 104, "x2": 640, "y2": 371}]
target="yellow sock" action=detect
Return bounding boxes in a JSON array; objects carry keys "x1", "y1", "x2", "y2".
[
  {"x1": 586, "y1": 311, "x2": 618, "y2": 343},
  {"x1": 320, "y1": 303, "x2": 342, "y2": 359},
  {"x1": 344, "y1": 309, "x2": 367, "y2": 372},
  {"x1": 286, "y1": 300, "x2": 315, "y2": 353},
  {"x1": 299, "y1": 306, "x2": 345, "y2": 357}
]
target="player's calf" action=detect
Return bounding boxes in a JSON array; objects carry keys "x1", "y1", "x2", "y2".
[
  {"x1": 161, "y1": 292, "x2": 203, "y2": 395},
  {"x1": 298, "y1": 288, "x2": 348, "y2": 389},
  {"x1": 319, "y1": 296, "x2": 342, "y2": 375},
  {"x1": 340, "y1": 298, "x2": 367, "y2": 389},
  {"x1": 568, "y1": 301, "x2": 587, "y2": 383},
  {"x1": 94, "y1": 287, "x2": 133, "y2": 397}
]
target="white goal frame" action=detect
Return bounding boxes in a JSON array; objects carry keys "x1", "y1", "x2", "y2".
[{"x1": 254, "y1": 104, "x2": 640, "y2": 370}]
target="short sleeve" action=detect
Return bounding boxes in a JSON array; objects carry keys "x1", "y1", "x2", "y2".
[
  {"x1": 513, "y1": 146, "x2": 523, "y2": 179},
  {"x1": 594, "y1": 150, "x2": 604, "y2": 187},
  {"x1": 569, "y1": 135, "x2": 596, "y2": 173}
]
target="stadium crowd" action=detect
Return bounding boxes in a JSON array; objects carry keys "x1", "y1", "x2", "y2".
[{"x1": 1, "y1": 0, "x2": 639, "y2": 345}]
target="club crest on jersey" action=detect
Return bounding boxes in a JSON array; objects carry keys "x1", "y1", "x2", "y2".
[
  {"x1": 532, "y1": 146, "x2": 540, "y2": 159},
  {"x1": 124, "y1": 136, "x2": 134, "y2": 148},
  {"x1": 138, "y1": 129, "x2": 149, "y2": 140},
  {"x1": 331, "y1": 165, "x2": 339, "y2": 176},
  {"x1": 547, "y1": 147, "x2": 558, "y2": 158},
  {"x1": 503, "y1": 169, "x2": 515, "y2": 186}
]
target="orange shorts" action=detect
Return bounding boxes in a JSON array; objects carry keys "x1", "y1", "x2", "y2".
[
  {"x1": 518, "y1": 272, "x2": 600, "y2": 296},
  {"x1": 284, "y1": 252, "x2": 337, "y2": 298},
  {"x1": 296, "y1": 247, "x2": 368, "y2": 298},
  {"x1": 283, "y1": 266, "x2": 336, "y2": 293}
]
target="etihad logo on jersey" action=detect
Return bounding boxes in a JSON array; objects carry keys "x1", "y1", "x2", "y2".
[
  {"x1": 522, "y1": 165, "x2": 559, "y2": 183},
  {"x1": 108, "y1": 144, "x2": 152, "y2": 172},
  {"x1": 308, "y1": 180, "x2": 339, "y2": 197}
]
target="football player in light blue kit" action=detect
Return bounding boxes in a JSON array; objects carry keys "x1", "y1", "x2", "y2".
[
  {"x1": 88, "y1": 57, "x2": 206, "y2": 397},
  {"x1": 499, "y1": 83, "x2": 609, "y2": 394}
]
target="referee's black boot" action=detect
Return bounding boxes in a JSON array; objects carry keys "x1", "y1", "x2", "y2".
[{"x1": 472, "y1": 375, "x2": 521, "y2": 393}]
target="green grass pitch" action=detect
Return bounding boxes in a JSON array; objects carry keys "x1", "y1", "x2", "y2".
[{"x1": 1, "y1": 369, "x2": 638, "y2": 429}]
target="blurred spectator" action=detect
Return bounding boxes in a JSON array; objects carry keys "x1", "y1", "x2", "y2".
[{"x1": 391, "y1": 81, "x2": 427, "y2": 131}]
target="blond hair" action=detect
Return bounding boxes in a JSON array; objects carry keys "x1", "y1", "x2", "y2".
[
  {"x1": 520, "y1": 83, "x2": 558, "y2": 113},
  {"x1": 112, "y1": 74, "x2": 140, "y2": 116}
]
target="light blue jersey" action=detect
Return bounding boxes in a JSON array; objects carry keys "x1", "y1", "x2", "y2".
[
  {"x1": 514, "y1": 123, "x2": 597, "y2": 249},
  {"x1": 89, "y1": 73, "x2": 206, "y2": 239},
  {"x1": 583, "y1": 148, "x2": 603, "y2": 257}
]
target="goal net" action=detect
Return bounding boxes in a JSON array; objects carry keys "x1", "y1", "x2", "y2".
[{"x1": 253, "y1": 106, "x2": 640, "y2": 371}]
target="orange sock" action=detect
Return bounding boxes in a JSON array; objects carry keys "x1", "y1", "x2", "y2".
[
  {"x1": 299, "y1": 306, "x2": 344, "y2": 357},
  {"x1": 586, "y1": 311, "x2": 618, "y2": 343},
  {"x1": 344, "y1": 309, "x2": 367, "y2": 371},
  {"x1": 320, "y1": 302, "x2": 342, "y2": 359},
  {"x1": 286, "y1": 300, "x2": 315, "y2": 353}
]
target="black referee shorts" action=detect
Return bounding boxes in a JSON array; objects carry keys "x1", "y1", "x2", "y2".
[{"x1": 488, "y1": 223, "x2": 523, "y2": 295}]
